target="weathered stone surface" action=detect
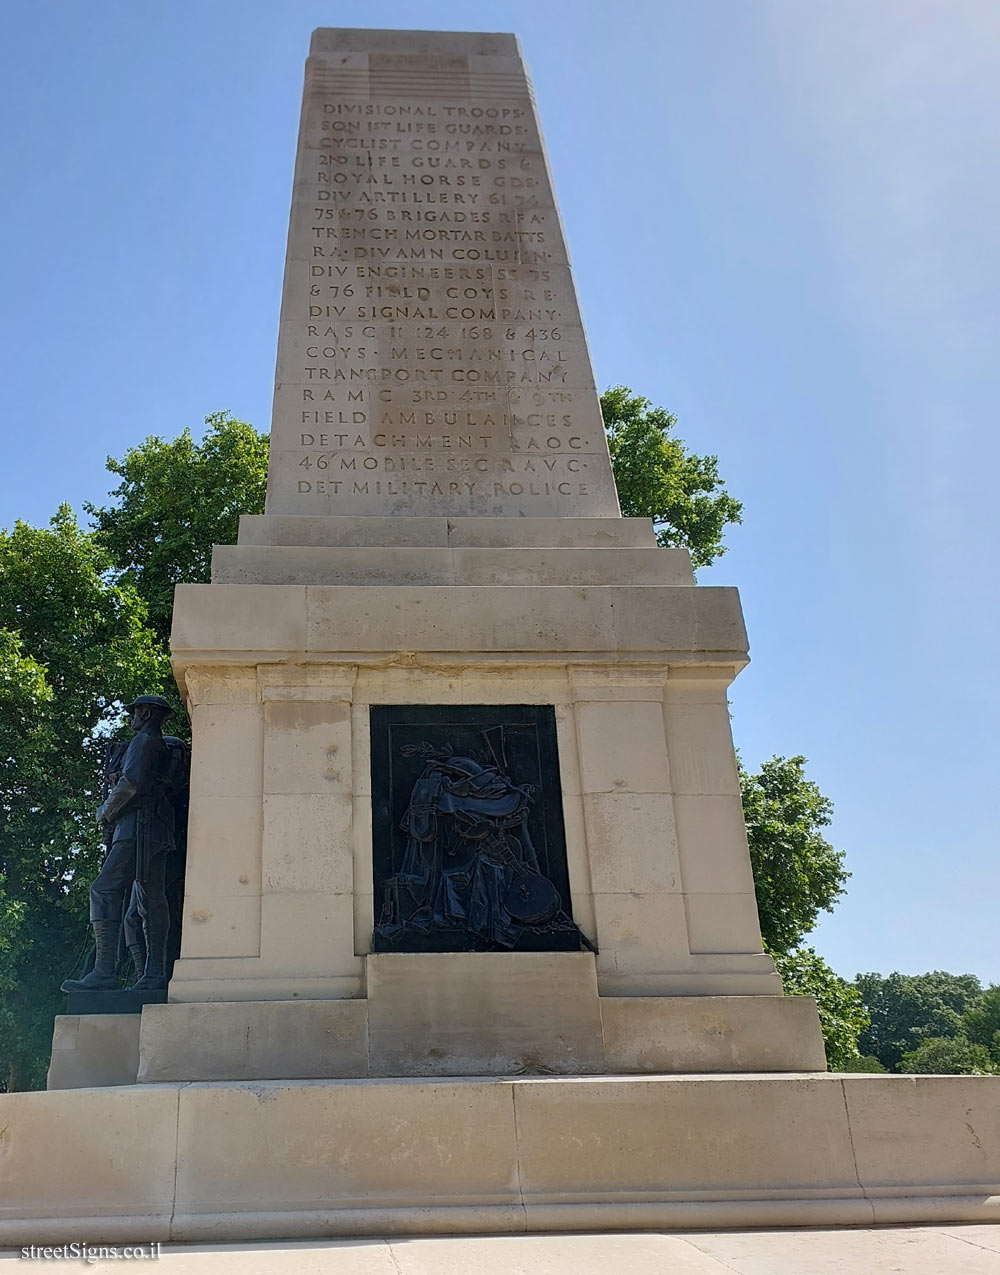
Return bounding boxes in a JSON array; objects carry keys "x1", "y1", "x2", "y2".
[
  {"x1": 137, "y1": 1000, "x2": 368, "y2": 1082},
  {"x1": 3, "y1": 1074, "x2": 1000, "y2": 1243},
  {"x1": 211, "y1": 544, "x2": 690, "y2": 587},
  {"x1": 171, "y1": 584, "x2": 749, "y2": 660},
  {"x1": 237, "y1": 514, "x2": 660, "y2": 549},
  {"x1": 0, "y1": 1083, "x2": 179, "y2": 1239},
  {"x1": 266, "y1": 29, "x2": 619, "y2": 520},
  {"x1": 46, "y1": 1014, "x2": 141, "y2": 1089},
  {"x1": 601, "y1": 995, "x2": 828, "y2": 1073},
  {"x1": 367, "y1": 952, "x2": 606, "y2": 1076}
]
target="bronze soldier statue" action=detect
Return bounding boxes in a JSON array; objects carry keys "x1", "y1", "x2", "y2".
[{"x1": 61, "y1": 695, "x2": 179, "y2": 994}]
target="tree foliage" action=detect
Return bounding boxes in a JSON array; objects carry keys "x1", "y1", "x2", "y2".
[
  {"x1": 854, "y1": 970, "x2": 984, "y2": 1073},
  {"x1": 601, "y1": 387, "x2": 742, "y2": 567},
  {"x1": 86, "y1": 412, "x2": 268, "y2": 645},
  {"x1": 770, "y1": 945, "x2": 870, "y2": 1071},
  {"x1": 960, "y1": 986, "x2": 1000, "y2": 1061},
  {"x1": 741, "y1": 755, "x2": 848, "y2": 954},
  {"x1": 900, "y1": 1035, "x2": 997, "y2": 1075},
  {"x1": 0, "y1": 508, "x2": 166, "y2": 1089}
]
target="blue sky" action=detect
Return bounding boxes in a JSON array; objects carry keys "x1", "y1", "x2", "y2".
[{"x1": 2, "y1": 1, "x2": 997, "y2": 981}]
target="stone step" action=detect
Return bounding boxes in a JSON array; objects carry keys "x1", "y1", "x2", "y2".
[
  {"x1": 5, "y1": 1072, "x2": 999, "y2": 1243},
  {"x1": 211, "y1": 544, "x2": 693, "y2": 587},
  {"x1": 170, "y1": 583, "x2": 748, "y2": 662},
  {"x1": 238, "y1": 515, "x2": 659, "y2": 550}
]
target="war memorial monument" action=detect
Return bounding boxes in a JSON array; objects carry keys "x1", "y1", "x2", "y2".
[{"x1": 2, "y1": 27, "x2": 998, "y2": 1244}]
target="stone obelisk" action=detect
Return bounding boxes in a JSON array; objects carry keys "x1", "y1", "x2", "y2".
[
  {"x1": 26, "y1": 30, "x2": 997, "y2": 1248},
  {"x1": 158, "y1": 27, "x2": 819, "y2": 1078},
  {"x1": 265, "y1": 28, "x2": 619, "y2": 521}
]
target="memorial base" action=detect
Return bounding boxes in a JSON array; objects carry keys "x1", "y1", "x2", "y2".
[
  {"x1": 5, "y1": 1073, "x2": 1000, "y2": 1243},
  {"x1": 48, "y1": 952, "x2": 827, "y2": 1087}
]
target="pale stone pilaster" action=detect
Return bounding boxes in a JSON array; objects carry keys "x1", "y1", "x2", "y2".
[
  {"x1": 664, "y1": 667, "x2": 777, "y2": 962},
  {"x1": 176, "y1": 667, "x2": 263, "y2": 961},
  {"x1": 568, "y1": 668, "x2": 691, "y2": 991},
  {"x1": 257, "y1": 667, "x2": 362, "y2": 990}
]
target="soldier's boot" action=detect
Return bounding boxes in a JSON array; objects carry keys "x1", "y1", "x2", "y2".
[
  {"x1": 131, "y1": 923, "x2": 167, "y2": 992},
  {"x1": 127, "y1": 939, "x2": 146, "y2": 986},
  {"x1": 60, "y1": 920, "x2": 120, "y2": 993}
]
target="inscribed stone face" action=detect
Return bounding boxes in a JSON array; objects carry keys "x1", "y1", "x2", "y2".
[{"x1": 267, "y1": 29, "x2": 620, "y2": 519}]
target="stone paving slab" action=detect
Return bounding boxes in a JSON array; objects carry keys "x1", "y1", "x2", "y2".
[{"x1": 5, "y1": 1225, "x2": 1000, "y2": 1273}]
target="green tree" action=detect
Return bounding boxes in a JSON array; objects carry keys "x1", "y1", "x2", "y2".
[
  {"x1": 900, "y1": 1035, "x2": 997, "y2": 1075},
  {"x1": 769, "y1": 945, "x2": 870, "y2": 1071},
  {"x1": 854, "y1": 970, "x2": 983, "y2": 1072},
  {"x1": 741, "y1": 755, "x2": 848, "y2": 954},
  {"x1": 961, "y1": 986, "x2": 1000, "y2": 1064},
  {"x1": 843, "y1": 1054, "x2": 887, "y2": 1073},
  {"x1": 0, "y1": 508, "x2": 166, "y2": 1089},
  {"x1": 601, "y1": 387, "x2": 742, "y2": 567},
  {"x1": 86, "y1": 412, "x2": 268, "y2": 645}
]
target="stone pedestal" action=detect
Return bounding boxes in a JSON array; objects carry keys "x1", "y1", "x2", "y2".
[
  {"x1": 166, "y1": 517, "x2": 786, "y2": 1018},
  {"x1": 153, "y1": 506, "x2": 810, "y2": 1081},
  {"x1": 5, "y1": 1073, "x2": 1000, "y2": 1242}
]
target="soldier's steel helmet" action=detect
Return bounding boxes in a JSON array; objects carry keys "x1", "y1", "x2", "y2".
[{"x1": 124, "y1": 694, "x2": 173, "y2": 716}]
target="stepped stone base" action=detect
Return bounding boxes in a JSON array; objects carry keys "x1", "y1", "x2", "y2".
[
  {"x1": 5, "y1": 1073, "x2": 1000, "y2": 1243},
  {"x1": 48, "y1": 953, "x2": 826, "y2": 1088}
]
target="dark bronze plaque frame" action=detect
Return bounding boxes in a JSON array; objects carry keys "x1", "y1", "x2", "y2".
[{"x1": 370, "y1": 704, "x2": 583, "y2": 953}]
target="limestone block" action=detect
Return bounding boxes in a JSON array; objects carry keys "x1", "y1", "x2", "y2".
[
  {"x1": 168, "y1": 972, "x2": 362, "y2": 1003},
  {"x1": 181, "y1": 892, "x2": 261, "y2": 961},
  {"x1": 447, "y1": 518, "x2": 659, "y2": 550},
  {"x1": 685, "y1": 893, "x2": 767, "y2": 955},
  {"x1": 354, "y1": 892, "x2": 375, "y2": 956},
  {"x1": 183, "y1": 665, "x2": 259, "y2": 707},
  {"x1": 575, "y1": 701, "x2": 671, "y2": 794},
  {"x1": 352, "y1": 701, "x2": 373, "y2": 795},
  {"x1": 843, "y1": 1075, "x2": 1000, "y2": 1190},
  {"x1": 591, "y1": 893, "x2": 691, "y2": 975},
  {"x1": 664, "y1": 694, "x2": 742, "y2": 796},
  {"x1": 559, "y1": 795, "x2": 597, "y2": 931},
  {"x1": 257, "y1": 663, "x2": 358, "y2": 701},
  {"x1": 263, "y1": 699, "x2": 353, "y2": 796},
  {"x1": 554, "y1": 704, "x2": 583, "y2": 795},
  {"x1": 367, "y1": 953, "x2": 606, "y2": 1076},
  {"x1": 137, "y1": 1000, "x2": 368, "y2": 1082},
  {"x1": 512, "y1": 1074, "x2": 858, "y2": 1199},
  {"x1": 238, "y1": 514, "x2": 659, "y2": 550},
  {"x1": 445, "y1": 547, "x2": 686, "y2": 587},
  {"x1": 260, "y1": 891, "x2": 361, "y2": 979},
  {"x1": 672, "y1": 795, "x2": 756, "y2": 895},
  {"x1": 183, "y1": 793, "x2": 262, "y2": 898},
  {"x1": 306, "y1": 586, "x2": 618, "y2": 654},
  {"x1": 597, "y1": 955, "x2": 784, "y2": 998},
  {"x1": 600, "y1": 996, "x2": 827, "y2": 1073},
  {"x1": 171, "y1": 583, "x2": 306, "y2": 652},
  {"x1": 309, "y1": 28, "x2": 520, "y2": 55},
  {"x1": 173, "y1": 585, "x2": 751, "y2": 662},
  {"x1": 0, "y1": 1084, "x2": 178, "y2": 1237},
  {"x1": 46, "y1": 1014, "x2": 140, "y2": 1089},
  {"x1": 357, "y1": 666, "x2": 465, "y2": 705},
  {"x1": 457, "y1": 667, "x2": 573, "y2": 706},
  {"x1": 171, "y1": 1078, "x2": 520, "y2": 1230},
  {"x1": 262, "y1": 793, "x2": 354, "y2": 894},
  {"x1": 568, "y1": 667, "x2": 669, "y2": 702},
  {"x1": 187, "y1": 703, "x2": 264, "y2": 798},
  {"x1": 5, "y1": 1072, "x2": 1000, "y2": 1240},
  {"x1": 213, "y1": 545, "x2": 457, "y2": 586},
  {"x1": 240, "y1": 514, "x2": 443, "y2": 546},
  {"x1": 582, "y1": 793, "x2": 681, "y2": 893},
  {"x1": 609, "y1": 587, "x2": 749, "y2": 658}
]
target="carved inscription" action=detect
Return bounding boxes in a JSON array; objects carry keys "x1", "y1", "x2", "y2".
[{"x1": 267, "y1": 50, "x2": 619, "y2": 516}]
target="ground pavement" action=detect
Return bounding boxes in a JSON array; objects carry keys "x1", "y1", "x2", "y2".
[{"x1": 5, "y1": 1225, "x2": 1000, "y2": 1273}]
